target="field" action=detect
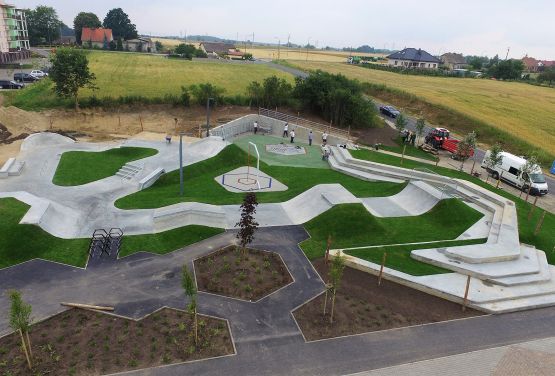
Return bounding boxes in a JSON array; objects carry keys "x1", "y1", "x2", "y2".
[
  {"x1": 240, "y1": 47, "x2": 385, "y2": 62},
  {"x1": 151, "y1": 37, "x2": 200, "y2": 48},
  {"x1": 289, "y1": 61, "x2": 555, "y2": 157},
  {"x1": 4, "y1": 51, "x2": 294, "y2": 110}
]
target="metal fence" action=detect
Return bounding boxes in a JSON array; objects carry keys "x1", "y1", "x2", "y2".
[{"x1": 258, "y1": 108, "x2": 351, "y2": 139}]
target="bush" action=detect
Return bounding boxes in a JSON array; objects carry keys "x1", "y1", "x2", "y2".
[{"x1": 189, "y1": 83, "x2": 225, "y2": 106}]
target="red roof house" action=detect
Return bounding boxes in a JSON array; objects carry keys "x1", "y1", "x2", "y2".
[{"x1": 81, "y1": 27, "x2": 113, "y2": 48}]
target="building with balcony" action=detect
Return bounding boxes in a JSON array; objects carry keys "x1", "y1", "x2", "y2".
[{"x1": 0, "y1": 0, "x2": 30, "y2": 63}]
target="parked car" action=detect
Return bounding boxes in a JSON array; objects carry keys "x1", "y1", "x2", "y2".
[
  {"x1": 30, "y1": 70, "x2": 48, "y2": 78},
  {"x1": 379, "y1": 105, "x2": 401, "y2": 118},
  {"x1": 14, "y1": 73, "x2": 39, "y2": 83},
  {"x1": 481, "y1": 151, "x2": 549, "y2": 195},
  {"x1": 0, "y1": 80, "x2": 24, "y2": 89}
]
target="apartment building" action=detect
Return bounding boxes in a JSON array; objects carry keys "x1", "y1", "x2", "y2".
[{"x1": 0, "y1": 0, "x2": 30, "y2": 63}]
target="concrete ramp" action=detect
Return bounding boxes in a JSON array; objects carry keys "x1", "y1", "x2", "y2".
[
  {"x1": 21, "y1": 132, "x2": 75, "y2": 151},
  {"x1": 361, "y1": 181, "x2": 443, "y2": 217}
]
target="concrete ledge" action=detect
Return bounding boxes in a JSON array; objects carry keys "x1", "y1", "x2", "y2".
[
  {"x1": 153, "y1": 203, "x2": 227, "y2": 231},
  {"x1": 139, "y1": 167, "x2": 165, "y2": 190},
  {"x1": 0, "y1": 158, "x2": 15, "y2": 178}
]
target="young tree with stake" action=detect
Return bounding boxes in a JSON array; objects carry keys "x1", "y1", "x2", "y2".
[
  {"x1": 521, "y1": 154, "x2": 539, "y2": 202},
  {"x1": 484, "y1": 143, "x2": 503, "y2": 185},
  {"x1": 328, "y1": 255, "x2": 346, "y2": 324},
  {"x1": 395, "y1": 113, "x2": 407, "y2": 134},
  {"x1": 415, "y1": 118, "x2": 426, "y2": 146},
  {"x1": 9, "y1": 290, "x2": 33, "y2": 369},
  {"x1": 235, "y1": 192, "x2": 259, "y2": 255},
  {"x1": 182, "y1": 265, "x2": 198, "y2": 347},
  {"x1": 456, "y1": 131, "x2": 477, "y2": 171}
]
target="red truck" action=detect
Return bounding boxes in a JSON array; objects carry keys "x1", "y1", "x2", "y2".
[{"x1": 424, "y1": 128, "x2": 474, "y2": 159}]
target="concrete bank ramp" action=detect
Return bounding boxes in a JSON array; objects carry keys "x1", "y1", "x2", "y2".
[
  {"x1": 21, "y1": 132, "x2": 75, "y2": 151},
  {"x1": 361, "y1": 181, "x2": 443, "y2": 217}
]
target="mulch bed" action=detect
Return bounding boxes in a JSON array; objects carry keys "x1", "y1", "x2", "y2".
[
  {"x1": 194, "y1": 246, "x2": 293, "y2": 301},
  {"x1": 0, "y1": 123, "x2": 28, "y2": 145},
  {"x1": 293, "y1": 259, "x2": 483, "y2": 341},
  {"x1": 0, "y1": 307, "x2": 233, "y2": 376},
  {"x1": 351, "y1": 125, "x2": 398, "y2": 147}
]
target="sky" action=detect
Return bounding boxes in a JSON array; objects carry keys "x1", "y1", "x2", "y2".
[{"x1": 16, "y1": 0, "x2": 555, "y2": 59}]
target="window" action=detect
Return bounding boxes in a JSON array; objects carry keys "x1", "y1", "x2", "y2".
[
  {"x1": 433, "y1": 64, "x2": 436, "y2": 68},
  {"x1": 394, "y1": 60, "x2": 398, "y2": 65},
  {"x1": 508, "y1": 167, "x2": 520, "y2": 176}
]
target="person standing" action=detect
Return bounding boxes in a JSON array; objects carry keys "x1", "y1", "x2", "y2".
[
  {"x1": 290, "y1": 129, "x2": 296, "y2": 143},
  {"x1": 283, "y1": 122, "x2": 289, "y2": 138},
  {"x1": 253, "y1": 121, "x2": 258, "y2": 134},
  {"x1": 322, "y1": 131, "x2": 328, "y2": 145},
  {"x1": 308, "y1": 130, "x2": 313, "y2": 146}
]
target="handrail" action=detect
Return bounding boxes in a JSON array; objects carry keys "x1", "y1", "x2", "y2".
[{"x1": 258, "y1": 108, "x2": 350, "y2": 138}]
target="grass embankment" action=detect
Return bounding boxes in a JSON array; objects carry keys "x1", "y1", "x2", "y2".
[
  {"x1": 53, "y1": 146, "x2": 158, "y2": 186},
  {"x1": 0, "y1": 198, "x2": 223, "y2": 268},
  {"x1": 350, "y1": 148, "x2": 555, "y2": 259},
  {"x1": 288, "y1": 61, "x2": 555, "y2": 165},
  {"x1": 299, "y1": 200, "x2": 484, "y2": 275},
  {"x1": 115, "y1": 144, "x2": 405, "y2": 208},
  {"x1": 4, "y1": 50, "x2": 294, "y2": 110},
  {"x1": 243, "y1": 47, "x2": 385, "y2": 62},
  {"x1": 378, "y1": 136, "x2": 438, "y2": 162}
]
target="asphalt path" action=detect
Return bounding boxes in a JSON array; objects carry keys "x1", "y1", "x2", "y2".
[{"x1": 265, "y1": 61, "x2": 553, "y2": 197}]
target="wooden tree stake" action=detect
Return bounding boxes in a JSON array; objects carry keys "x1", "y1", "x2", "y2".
[
  {"x1": 61, "y1": 302, "x2": 114, "y2": 311},
  {"x1": 325, "y1": 235, "x2": 332, "y2": 264},
  {"x1": 378, "y1": 252, "x2": 387, "y2": 286},
  {"x1": 528, "y1": 195, "x2": 539, "y2": 221},
  {"x1": 139, "y1": 115, "x2": 143, "y2": 131},
  {"x1": 401, "y1": 144, "x2": 406, "y2": 166},
  {"x1": 19, "y1": 329, "x2": 32, "y2": 369},
  {"x1": 534, "y1": 211, "x2": 546, "y2": 236},
  {"x1": 462, "y1": 275, "x2": 471, "y2": 312}
]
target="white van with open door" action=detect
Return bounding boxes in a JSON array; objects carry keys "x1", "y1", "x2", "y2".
[{"x1": 481, "y1": 151, "x2": 549, "y2": 195}]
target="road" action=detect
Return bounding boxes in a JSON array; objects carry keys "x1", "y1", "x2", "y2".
[{"x1": 265, "y1": 61, "x2": 554, "y2": 198}]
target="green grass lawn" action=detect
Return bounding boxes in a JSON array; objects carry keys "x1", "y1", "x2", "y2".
[
  {"x1": 350, "y1": 148, "x2": 555, "y2": 259},
  {"x1": 0, "y1": 198, "x2": 224, "y2": 268},
  {"x1": 299, "y1": 200, "x2": 484, "y2": 263},
  {"x1": 120, "y1": 226, "x2": 224, "y2": 257},
  {"x1": 378, "y1": 136, "x2": 438, "y2": 162},
  {"x1": 53, "y1": 146, "x2": 158, "y2": 186},
  {"x1": 344, "y1": 238, "x2": 487, "y2": 276},
  {"x1": 115, "y1": 144, "x2": 405, "y2": 208},
  {"x1": 0, "y1": 198, "x2": 90, "y2": 268},
  {"x1": 4, "y1": 51, "x2": 294, "y2": 110}
]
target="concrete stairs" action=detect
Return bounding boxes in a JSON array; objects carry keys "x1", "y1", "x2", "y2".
[
  {"x1": 116, "y1": 162, "x2": 143, "y2": 180},
  {"x1": 329, "y1": 147, "x2": 555, "y2": 313}
]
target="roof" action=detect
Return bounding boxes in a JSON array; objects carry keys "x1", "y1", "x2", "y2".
[
  {"x1": 200, "y1": 42, "x2": 236, "y2": 54},
  {"x1": 81, "y1": 27, "x2": 113, "y2": 43},
  {"x1": 387, "y1": 48, "x2": 441, "y2": 63},
  {"x1": 441, "y1": 52, "x2": 466, "y2": 65}
]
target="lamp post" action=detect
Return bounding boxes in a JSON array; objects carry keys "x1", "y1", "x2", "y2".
[
  {"x1": 179, "y1": 132, "x2": 185, "y2": 196},
  {"x1": 205, "y1": 97, "x2": 213, "y2": 137}
]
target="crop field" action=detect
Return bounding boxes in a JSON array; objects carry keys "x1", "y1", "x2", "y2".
[
  {"x1": 151, "y1": 37, "x2": 200, "y2": 48},
  {"x1": 290, "y1": 61, "x2": 555, "y2": 157},
  {"x1": 5, "y1": 51, "x2": 294, "y2": 110},
  {"x1": 240, "y1": 47, "x2": 385, "y2": 62}
]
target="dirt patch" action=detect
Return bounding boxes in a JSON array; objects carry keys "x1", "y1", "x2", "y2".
[
  {"x1": 292, "y1": 259, "x2": 483, "y2": 341},
  {"x1": 0, "y1": 307, "x2": 233, "y2": 375},
  {"x1": 194, "y1": 245, "x2": 293, "y2": 301},
  {"x1": 351, "y1": 123, "x2": 398, "y2": 147}
]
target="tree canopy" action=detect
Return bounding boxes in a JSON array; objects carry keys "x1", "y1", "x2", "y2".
[
  {"x1": 538, "y1": 67, "x2": 555, "y2": 86},
  {"x1": 103, "y1": 8, "x2": 138, "y2": 40},
  {"x1": 26, "y1": 5, "x2": 61, "y2": 46},
  {"x1": 487, "y1": 59, "x2": 525, "y2": 80},
  {"x1": 73, "y1": 12, "x2": 101, "y2": 45}
]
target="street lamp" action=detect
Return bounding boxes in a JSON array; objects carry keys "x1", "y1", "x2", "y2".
[
  {"x1": 206, "y1": 97, "x2": 214, "y2": 137},
  {"x1": 179, "y1": 132, "x2": 186, "y2": 196}
]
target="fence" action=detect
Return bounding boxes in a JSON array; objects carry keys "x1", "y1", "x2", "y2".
[
  {"x1": 258, "y1": 108, "x2": 351, "y2": 139},
  {"x1": 210, "y1": 115, "x2": 260, "y2": 140}
]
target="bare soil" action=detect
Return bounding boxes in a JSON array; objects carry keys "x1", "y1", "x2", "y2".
[
  {"x1": 293, "y1": 259, "x2": 483, "y2": 341},
  {"x1": 0, "y1": 307, "x2": 233, "y2": 376},
  {"x1": 351, "y1": 124, "x2": 398, "y2": 147},
  {"x1": 194, "y1": 246, "x2": 293, "y2": 301}
]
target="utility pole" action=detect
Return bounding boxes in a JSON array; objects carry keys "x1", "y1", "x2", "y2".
[
  {"x1": 306, "y1": 37, "x2": 311, "y2": 61},
  {"x1": 505, "y1": 47, "x2": 510, "y2": 60}
]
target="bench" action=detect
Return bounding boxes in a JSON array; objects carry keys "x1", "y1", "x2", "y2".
[{"x1": 138, "y1": 168, "x2": 165, "y2": 190}]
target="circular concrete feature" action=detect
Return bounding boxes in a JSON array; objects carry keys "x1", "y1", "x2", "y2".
[
  {"x1": 21, "y1": 132, "x2": 75, "y2": 151},
  {"x1": 266, "y1": 143, "x2": 306, "y2": 156},
  {"x1": 214, "y1": 166, "x2": 288, "y2": 193}
]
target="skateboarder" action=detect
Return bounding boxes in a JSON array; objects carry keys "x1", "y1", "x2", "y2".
[
  {"x1": 290, "y1": 129, "x2": 296, "y2": 143},
  {"x1": 322, "y1": 131, "x2": 328, "y2": 145},
  {"x1": 308, "y1": 130, "x2": 313, "y2": 146},
  {"x1": 283, "y1": 123, "x2": 289, "y2": 138}
]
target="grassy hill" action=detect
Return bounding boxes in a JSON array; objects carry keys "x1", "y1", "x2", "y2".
[{"x1": 289, "y1": 61, "x2": 555, "y2": 161}]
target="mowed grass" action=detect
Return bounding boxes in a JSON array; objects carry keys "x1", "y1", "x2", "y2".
[
  {"x1": 115, "y1": 144, "x2": 405, "y2": 208},
  {"x1": 53, "y1": 147, "x2": 158, "y2": 186},
  {"x1": 290, "y1": 61, "x2": 555, "y2": 157},
  {"x1": 5, "y1": 51, "x2": 294, "y2": 110},
  {"x1": 299, "y1": 200, "x2": 484, "y2": 268},
  {"x1": 242, "y1": 47, "x2": 385, "y2": 62}
]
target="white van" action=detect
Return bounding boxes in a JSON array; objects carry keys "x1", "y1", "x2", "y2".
[{"x1": 481, "y1": 151, "x2": 549, "y2": 195}]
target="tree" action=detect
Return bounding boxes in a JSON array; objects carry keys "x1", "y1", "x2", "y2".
[
  {"x1": 174, "y1": 43, "x2": 197, "y2": 59},
  {"x1": 73, "y1": 12, "x2": 101, "y2": 45},
  {"x1": 395, "y1": 113, "x2": 407, "y2": 134},
  {"x1": 26, "y1": 5, "x2": 61, "y2": 46},
  {"x1": 455, "y1": 131, "x2": 477, "y2": 171},
  {"x1": 155, "y1": 40, "x2": 163, "y2": 52},
  {"x1": 116, "y1": 37, "x2": 124, "y2": 51},
  {"x1": 103, "y1": 8, "x2": 138, "y2": 40},
  {"x1": 242, "y1": 53, "x2": 253, "y2": 61},
  {"x1": 538, "y1": 67, "x2": 555, "y2": 86},
  {"x1": 415, "y1": 118, "x2": 426, "y2": 145},
  {"x1": 521, "y1": 154, "x2": 539, "y2": 202},
  {"x1": 484, "y1": 143, "x2": 503, "y2": 184},
  {"x1": 49, "y1": 48, "x2": 97, "y2": 110},
  {"x1": 109, "y1": 40, "x2": 117, "y2": 51},
  {"x1": 180, "y1": 86, "x2": 191, "y2": 107},
  {"x1": 327, "y1": 255, "x2": 346, "y2": 324},
  {"x1": 189, "y1": 83, "x2": 225, "y2": 106},
  {"x1": 246, "y1": 81, "x2": 263, "y2": 108},
  {"x1": 235, "y1": 192, "x2": 259, "y2": 255},
  {"x1": 488, "y1": 59, "x2": 524, "y2": 80},
  {"x1": 182, "y1": 265, "x2": 198, "y2": 346},
  {"x1": 9, "y1": 290, "x2": 33, "y2": 369}
]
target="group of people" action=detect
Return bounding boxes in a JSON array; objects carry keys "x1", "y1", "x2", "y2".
[{"x1": 401, "y1": 129, "x2": 417, "y2": 145}]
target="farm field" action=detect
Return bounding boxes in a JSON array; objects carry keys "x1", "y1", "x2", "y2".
[
  {"x1": 289, "y1": 61, "x2": 555, "y2": 157},
  {"x1": 151, "y1": 37, "x2": 200, "y2": 48},
  {"x1": 4, "y1": 51, "x2": 294, "y2": 110},
  {"x1": 240, "y1": 47, "x2": 385, "y2": 62}
]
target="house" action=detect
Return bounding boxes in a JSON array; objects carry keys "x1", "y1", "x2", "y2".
[
  {"x1": 441, "y1": 52, "x2": 467, "y2": 70},
  {"x1": 522, "y1": 55, "x2": 555, "y2": 72},
  {"x1": 387, "y1": 48, "x2": 441, "y2": 69},
  {"x1": 0, "y1": 1, "x2": 30, "y2": 63},
  {"x1": 199, "y1": 42, "x2": 242, "y2": 58},
  {"x1": 124, "y1": 37, "x2": 156, "y2": 53},
  {"x1": 81, "y1": 27, "x2": 113, "y2": 49}
]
